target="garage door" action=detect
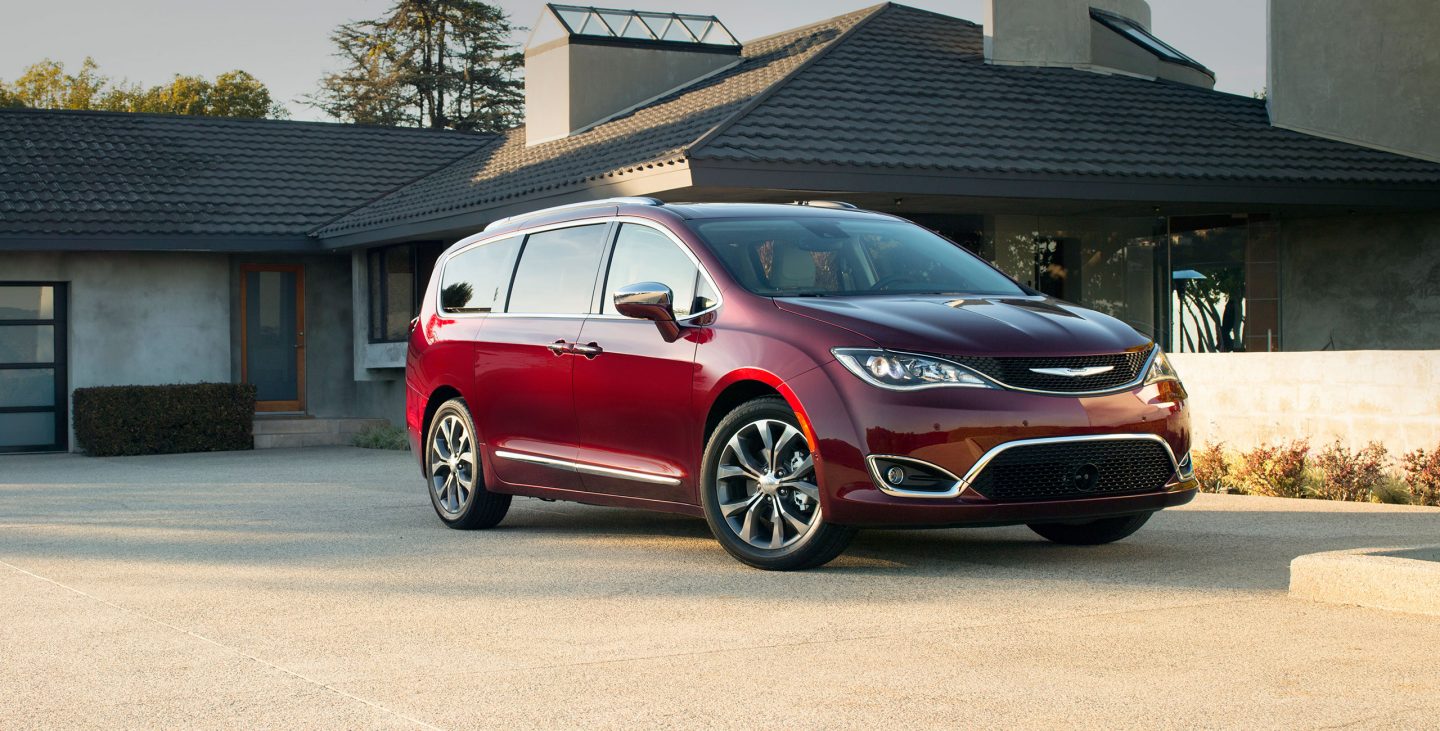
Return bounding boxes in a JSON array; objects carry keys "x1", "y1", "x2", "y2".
[{"x1": 0, "y1": 283, "x2": 67, "y2": 453}]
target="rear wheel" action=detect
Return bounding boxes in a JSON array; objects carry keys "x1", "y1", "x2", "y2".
[
  {"x1": 1027, "y1": 512, "x2": 1152, "y2": 545},
  {"x1": 700, "y1": 397, "x2": 855, "y2": 570},
  {"x1": 426, "y1": 398, "x2": 510, "y2": 529}
]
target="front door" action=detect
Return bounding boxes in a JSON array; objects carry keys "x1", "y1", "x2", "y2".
[
  {"x1": 240, "y1": 265, "x2": 305, "y2": 412},
  {"x1": 571, "y1": 222, "x2": 711, "y2": 502},
  {"x1": 0, "y1": 283, "x2": 67, "y2": 453}
]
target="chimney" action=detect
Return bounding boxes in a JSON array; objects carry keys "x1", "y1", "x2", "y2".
[
  {"x1": 524, "y1": 4, "x2": 742, "y2": 146},
  {"x1": 985, "y1": 0, "x2": 1212, "y2": 89}
]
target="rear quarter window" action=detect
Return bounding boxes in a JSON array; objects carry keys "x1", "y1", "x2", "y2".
[{"x1": 439, "y1": 236, "x2": 520, "y2": 313}]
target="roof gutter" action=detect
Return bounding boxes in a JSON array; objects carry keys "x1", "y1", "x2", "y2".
[{"x1": 0, "y1": 235, "x2": 324, "y2": 253}]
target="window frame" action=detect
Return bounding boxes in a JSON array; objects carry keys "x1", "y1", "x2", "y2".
[
  {"x1": 596, "y1": 221, "x2": 718, "y2": 320},
  {"x1": 503, "y1": 221, "x2": 615, "y2": 316},
  {"x1": 0, "y1": 281, "x2": 68, "y2": 453},
  {"x1": 435, "y1": 216, "x2": 723, "y2": 322},
  {"x1": 367, "y1": 242, "x2": 443, "y2": 343},
  {"x1": 1089, "y1": 8, "x2": 1213, "y2": 76}
]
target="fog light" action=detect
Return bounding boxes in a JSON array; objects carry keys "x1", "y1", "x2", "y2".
[{"x1": 885, "y1": 466, "x2": 906, "y2": 484}]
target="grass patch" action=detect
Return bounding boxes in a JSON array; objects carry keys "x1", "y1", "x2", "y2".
[{"x1": 352, "y1": 423, "x2": 409, "y2": 451}]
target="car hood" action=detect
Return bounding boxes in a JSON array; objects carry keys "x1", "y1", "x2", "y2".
[{"x1": 775, "y1": 295, "x2": 1150, "y2": 356}]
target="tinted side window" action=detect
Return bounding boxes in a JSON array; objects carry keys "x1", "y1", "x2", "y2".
[
  {"x1": 439, "y1": 236, "x2": 520, "y2": 313},
  {"x1": 602, "y1": 224, "x2": 701, "y2": 318},
  {"x1": 506, "y1": 224, "x2": 609, "y2": 315}
]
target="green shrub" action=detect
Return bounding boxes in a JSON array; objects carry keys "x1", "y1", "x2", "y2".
[
  {"x1": 1372, "y1": 475, "x2": 1413, "y2": 505},
  {"x1": 1235, "y1": 439, "x2": 1315, "y2": 498},
  {"x1": 352, "y1": 423, "x2": 409, "y2": 451},
  {"x1": 73, "y1": 383, "x2": 255, "y2": 456},
  {"x1": 1312, "y1": 441, "x2": 1388, "y2": 502}
]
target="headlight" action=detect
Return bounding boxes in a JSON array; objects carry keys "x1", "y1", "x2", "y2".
[
  {"x1": 833, "y1": 348, "x2": 994, "y2": 390},
  {"x1": 1143, "y1": 348, "x2": 1180, "y2": 385}
]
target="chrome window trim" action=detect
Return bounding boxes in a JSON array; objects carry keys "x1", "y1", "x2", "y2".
[
  {"x1": 867, "y1": 433, "x2": 1183, "y2": 501},
  {"x1": 865, "y1": 454, "x2": 966, "y2": 499},
  {"x1": 433, "y1": 215, "x2": 723, "y2": 323},
  {"x1": 494, "y1": 449, "x2": 682, "y2": 486}
]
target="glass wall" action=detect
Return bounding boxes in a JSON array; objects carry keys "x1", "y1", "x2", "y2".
[{"x1": 902, "y1": 213, "x2": 1262, "y2": 352}]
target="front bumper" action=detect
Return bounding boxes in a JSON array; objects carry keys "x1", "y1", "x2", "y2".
[{"x1": 784, "y1": 359, "x2": 1195, "y2": 528}]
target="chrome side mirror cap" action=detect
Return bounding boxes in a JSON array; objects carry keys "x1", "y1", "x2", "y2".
[{"x1": 613, "y1": 281, "x2": 681, "y2": 342}]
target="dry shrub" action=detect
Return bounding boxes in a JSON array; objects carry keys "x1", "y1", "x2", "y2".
[
  {"x1": 1312, "y1": 441, "x2": 1388, "y2": 502},
  {"x1": 1236, "y1": 439, "x2": 1314, "y2": 498},
  {"x1": 1192, "y1": 442, "x2": 1234, "y2": 493},
  {"x1": 1401, "y1": 448, "x2": 1440, "y2": 507}
]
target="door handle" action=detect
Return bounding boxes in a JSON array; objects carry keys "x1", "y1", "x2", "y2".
[
  {"x1": 546, "y1": 340, "x2": 569, "y2": 356},
  {"x1": 571, "y1": 342, "x2": 603, "y2": 359}
]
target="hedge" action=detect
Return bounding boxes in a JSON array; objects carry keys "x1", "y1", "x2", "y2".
[{"x1": 73, "y1": 383, "x2": 256, "y2": 456}]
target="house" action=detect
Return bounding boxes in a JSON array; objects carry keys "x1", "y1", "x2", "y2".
[{"x1": 3, "y1": 0, "x2": 1439, "y2": 454}]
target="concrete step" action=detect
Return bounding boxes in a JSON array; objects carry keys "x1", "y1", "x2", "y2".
[{"x1": 252, "y1": 416, "x2": 390, "y2": 448}]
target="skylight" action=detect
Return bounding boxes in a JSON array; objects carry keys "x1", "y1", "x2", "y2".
[
  {"x1": 540, "y1": 4, "x2": 739, "y2": 47},
  {"x1": 1090, "y1": 7, "x2": 1212, "y2": 76}
]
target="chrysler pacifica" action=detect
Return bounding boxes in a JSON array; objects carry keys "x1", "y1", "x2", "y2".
[{"x1": 406, "y1": 198, "x2": 1197, "y2": 570}]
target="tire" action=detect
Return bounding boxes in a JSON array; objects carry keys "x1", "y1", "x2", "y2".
[
  {"x1": 1027, "y1": 512, "x2": 1153, "y2": 545},
  {"x1": 700, "y1": 396, "x2": 856, "y2": 570},
  {"x1": 424, "y1": 398, "x2": 510, "y2": 530}
]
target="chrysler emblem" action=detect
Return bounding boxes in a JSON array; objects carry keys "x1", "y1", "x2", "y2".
[{"x1": 1029, "y1": 365, "x2": 1115, "y2": 378}]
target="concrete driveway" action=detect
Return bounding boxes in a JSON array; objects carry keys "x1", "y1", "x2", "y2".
[{"x1": 2, "y1": 447, "x2": 1439, "y2": 730}]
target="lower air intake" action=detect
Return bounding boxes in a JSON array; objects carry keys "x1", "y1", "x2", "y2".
[{"x1": 967, "y1": 438, "x2": 1175, "y2": 502}]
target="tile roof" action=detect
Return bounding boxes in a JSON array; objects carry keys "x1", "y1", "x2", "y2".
[
  {"x1": 313, "y1": 4, "x2": 879, "y2": 238},
  {"x1": 692, "y1": 5, "x2": 1440, "y2": 185},
  {"x1": 0, "y1": 109, "x2": 494, "y2": 241},
  {"x1": 319, "y1": 3, "x2": 1440, "y2": 242}
]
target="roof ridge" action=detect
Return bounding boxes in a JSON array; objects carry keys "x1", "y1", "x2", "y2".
[
  {"x1": 685, "y1": 3, "x2": 891, "y2": 158},
  {"x1": 304, "y1": 134, "x2": 511, "y2": 238}
]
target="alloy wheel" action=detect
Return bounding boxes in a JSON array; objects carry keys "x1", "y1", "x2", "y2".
[
  {"x1": 429, "y1": 413, "x2": 475, "y2": 516},
  {"x1": 715, "y1": 418, "x2": 821, "y2": 549}
]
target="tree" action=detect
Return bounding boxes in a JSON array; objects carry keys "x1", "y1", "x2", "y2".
[
  {"x1": 309, "y1": 0, "x2": 523, "y2": 131},
  {"x1": 0, "y1": 58, "x2": 287, "y2": 118}
]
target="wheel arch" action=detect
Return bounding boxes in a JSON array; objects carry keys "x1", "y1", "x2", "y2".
[
  {"x1": 701, "y1": 369, "x2": 818, "y2": 454},
  {"x1": 421, "y1": 385, "x2": 465, "y2": 475}
]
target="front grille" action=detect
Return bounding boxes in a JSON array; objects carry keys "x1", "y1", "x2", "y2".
[
  {"x1": 966, "y1": 438, "x2": 1175, "y2": 502},
  {"x1": 949, "y1": 348, "x2": 1152, "y2": 393}
]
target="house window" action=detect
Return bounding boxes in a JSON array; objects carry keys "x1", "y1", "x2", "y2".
[{"x1": 368, "y1": 242, "x2": 443, "y2": 342}]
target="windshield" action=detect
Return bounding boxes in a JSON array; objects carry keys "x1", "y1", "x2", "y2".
[{"x1": 687, "y1": 217, "x2": 1025, "y2": 297}]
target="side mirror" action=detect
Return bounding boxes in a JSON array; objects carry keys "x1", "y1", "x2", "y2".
[{"x1": 613, "y1": 281, "x2": 681, "y2": 342}]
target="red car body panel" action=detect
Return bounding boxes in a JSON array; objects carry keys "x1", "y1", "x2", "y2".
[{"x1": 406, "y1": 202, "x2": 1197, "y2": 528}]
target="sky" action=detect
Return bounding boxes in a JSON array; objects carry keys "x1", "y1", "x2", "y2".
[{"x1": 0, "y1": 0, "x2": 1267, "y2": 121}]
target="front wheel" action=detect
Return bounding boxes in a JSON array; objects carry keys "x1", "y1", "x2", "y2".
[
  {"x1": 1027, "y1": 512, "x2": 1153, "y2": 545},
  {"x1": 700, "y1": 397, "x2": 855, "y2": 570},
  {"x1": 426, "y1": 398, "x2": 510, "y2": 530}
]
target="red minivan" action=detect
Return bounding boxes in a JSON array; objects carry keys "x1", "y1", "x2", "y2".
[{"x1": 406, "y1": 198, "x2": 1197, "y2": 570}]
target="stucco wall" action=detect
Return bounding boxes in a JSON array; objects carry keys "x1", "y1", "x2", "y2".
[
  {"x1": 1172, "y1": 351, "x2": 1440, "y2": 454},
  {"x1": 1269, "y1": 0, "x2": 1440, "y2": 163},
  {"x1": 525, "y1": 40, "x2": 736, "y2": 144},
  {"x1": 2, "y1": 251, "x2": 231, "y2": 447},
  {"x1": 1279, "y1": 211, "x2": 1440, "y2": 351}
]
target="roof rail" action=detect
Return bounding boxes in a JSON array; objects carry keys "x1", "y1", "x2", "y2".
[
  {"x1": 483, "y1": 196, "x2": 663, "y2": 231},
  {"x1": 791, "y1": 200, "x2": 858, "y2": 209}
]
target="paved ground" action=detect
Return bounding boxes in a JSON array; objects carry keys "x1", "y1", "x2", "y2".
[{"x1": 2, "y1": 447, "x2": 1439, "y2": 730}]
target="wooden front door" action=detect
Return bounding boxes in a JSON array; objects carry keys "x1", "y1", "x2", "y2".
[{"x1": 240, "y1": 265, "x2": 305, "y2": 412}]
